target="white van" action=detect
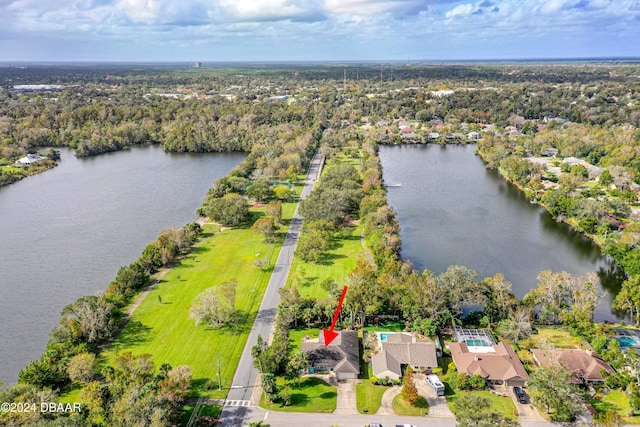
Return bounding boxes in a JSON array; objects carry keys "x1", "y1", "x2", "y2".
[{"x1": 426, "y1": 374, "x2": 445, "y2": 396}]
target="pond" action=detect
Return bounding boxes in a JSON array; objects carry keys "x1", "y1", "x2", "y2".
[
  {"x1": 379, "y1": 144, "x2": 626, "y2": 322},
  {"x1": 0, "y1": 146, "x2": 245, "y2": 385}
]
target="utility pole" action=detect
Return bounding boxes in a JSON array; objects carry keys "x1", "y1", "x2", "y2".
[{"x1": 217, "y1": 352, "x2": 222, "y2": 390}]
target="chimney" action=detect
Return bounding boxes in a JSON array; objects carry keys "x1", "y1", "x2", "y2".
[{"x1": 474, "y1": 356, "x2": 481, "y2": 362}]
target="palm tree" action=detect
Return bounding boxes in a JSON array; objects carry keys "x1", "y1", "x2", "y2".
[{"x1": 287, "y1": 351, "x2": 308, "y2": 387}]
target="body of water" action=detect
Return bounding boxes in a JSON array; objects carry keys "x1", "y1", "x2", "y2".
[
  {"x1": 379, "y1": 144, "x2": 626, "y2": 321},
  {"x1": 0, "y1": 146, "x2": 245, "y2": 385}
]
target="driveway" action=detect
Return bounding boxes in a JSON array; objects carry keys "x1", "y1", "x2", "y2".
[
  {"x1": 376, "y1": 385, "x2": 401, "y2": 415},
  {"x1": 414, "y1": 373, "x2": 455, "y2": 418},
  {"x1": 335, "y1": 380, "x2": 358, "y2": 415},
  {"x1": 506, "y1": 387, "x2": 546, "y2": 422}
]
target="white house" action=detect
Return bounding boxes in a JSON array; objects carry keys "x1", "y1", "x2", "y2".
[{"x1": 15, "y1": 153, "x2": 46, "y2": 167}]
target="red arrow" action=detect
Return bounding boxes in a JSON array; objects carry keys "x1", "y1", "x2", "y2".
[{"x1": 323, "y1": 285, "x2": 348, "y2": 346}]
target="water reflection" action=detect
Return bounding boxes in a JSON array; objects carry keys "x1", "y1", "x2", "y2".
[{"x1": 379, "y1": 144, "x2": 624, "y2": 322}]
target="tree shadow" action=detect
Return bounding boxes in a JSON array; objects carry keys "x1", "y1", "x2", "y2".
[
  {"x1": 290, "y1": 393, "x2": 310, "y2": 406},
  {"x1": 202, "y1": 310, "x2": 252, "y2": 334},
  {"x1": 300, "y1": 276, "x2": 318, "y2": 288},
  {"x1": 188, "y1": 378, "x2": 212, "y2": 396},
  {"x1": 328, "y1": 240, "x2": 344, "y2": 251},
  {"x1": 319, "y1": 391, "x2": 337, "y2": 399},
  {"x1": 110, "y1": 321, "x2": 152, "y2": 351},
  {"x1": 317, "y1": 253, "x2": 347, "y2": 266}
]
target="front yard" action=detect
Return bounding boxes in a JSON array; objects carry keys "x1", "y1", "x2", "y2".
[
  {"x1": 446, "y1": 390, "x2": 518, "y2": 420},
  {"x1": 260, "y1": 377, "x2": 337, "y2": 413}
]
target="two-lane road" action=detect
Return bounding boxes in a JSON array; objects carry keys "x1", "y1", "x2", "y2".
[{"x1": 220, "y1": 153, "x2": 324, "y2": 426}]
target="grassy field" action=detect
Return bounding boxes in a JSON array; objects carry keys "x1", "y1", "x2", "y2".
[
  {"x1": 285, "y1": 151, "x2": 365, "y2": 300},
  {"x1": 287, "y1": 224, "x2": 363, "y2": 300},
  {"x1": 260, "y1": 377, "x2": 337, "y2": 413},
  {"x1": 392, "y1": 394, "x2": 429, "y2": 416},
  {"x1": 447, "y1": 390, "x2": 518, "y2": 420},
  {"x1": 100, "y1": 204, "x2": 295, "y2": 399}
]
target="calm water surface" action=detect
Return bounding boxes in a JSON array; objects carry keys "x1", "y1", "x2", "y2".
[
  {"x1": 379, "y1": 144, "x2": 626, "y2": 321},
  {"x1": 0, "y1": 146, "x2": 245, "y2": 385}
]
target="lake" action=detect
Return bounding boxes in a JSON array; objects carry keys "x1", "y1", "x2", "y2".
[
  {"x1": 379, "y1": 144, "x2": 626, "y2": 321},
  {"x1": 0, "y1": 146, "x2": 245, "y2": 385}
]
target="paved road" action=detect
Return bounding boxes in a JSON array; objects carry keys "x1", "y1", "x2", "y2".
[
  {"x1": 224, "y1": 405, "x2": 560, "y2": 427},
  {"x1": 220, "y1": 153, "x2": 324, "y2": 427}
]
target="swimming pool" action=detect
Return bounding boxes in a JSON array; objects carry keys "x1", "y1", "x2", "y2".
[
  {"x1": 466, "y1": 339, "x2": 490, "y2": 347},
  {"x1": 380, "y1": 333, "x2": 392, "y2": 342},
  {"x1": 616, "y1": 337, "x2": 637, "y2": 347}
]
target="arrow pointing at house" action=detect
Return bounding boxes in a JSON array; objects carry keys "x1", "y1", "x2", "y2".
[{"x1": 323, "y1": 285, "x2": 348, "y2": 347}]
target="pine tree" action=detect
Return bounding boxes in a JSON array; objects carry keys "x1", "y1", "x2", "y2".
[{"x1": 401, "y1": 365, "x2": 419, "y2": 404}]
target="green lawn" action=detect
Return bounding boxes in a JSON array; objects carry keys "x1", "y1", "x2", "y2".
[
  {"x1": 592, "y1": 391, "x2": 640, "y2": 424},
  {"x1": 180, "y1": 404, "x2": 221, "y2": 426},
  {"x1": 392, "y1": 394, "x2": 429, "y2": 416},
  {"x1": 260, "y1": 377, "x2": 336, "y2": 413},
  {"x1": 287, "y1": 224, "x2": 363, "y2": 300},
  {"x1": 101, "y1": 205, "x2": 295, "y2": 399},
  {"x1": 289, "y1": 327, "x2": 322, "y2": 349},
  {"x1": 363, "y1": 321, "x2": 405, "y2": 333},
  {"x1": 356, "y1": 356, "x2": 387, "y2": 414},
  {"x1": 520, "y1": 326, "x2": 580, "y2": 349},
  {"x1": 447, "y1": 390, "x2": 518, "y2": 420}
]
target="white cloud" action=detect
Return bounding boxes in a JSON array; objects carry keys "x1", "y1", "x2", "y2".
[
  {"x1": 445, "y1": 3, "x2": 474, "y2": 18},
  {"x1": 0, "y1": 0, "x2": 638, "y2": 60},
  {"x1": 115, "y1": 0, "x2": 161, "y2": 23}
]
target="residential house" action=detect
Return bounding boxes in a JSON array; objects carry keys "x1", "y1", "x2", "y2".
[
  {"x1": 531, "y1": 348, "x2": 615, "y2": 385},
  {"x1": 15, "y1": 153, "x2": 46, "y2": 167},
  {"x1": 467, "y1": 131, "x2": 481, "y2": 140},
  {"x1": 450, "y1": 342, "x2": 529, "y2": 387},
  {"x1": 371, "y1": 333, "x2": 438, "y2": 381},
  {"x1": 301, "y1": 331, "x2": 360, "y2": 380}
]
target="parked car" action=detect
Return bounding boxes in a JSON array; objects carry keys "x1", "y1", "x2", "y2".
[
  {"x1": 513, "y1": 386, "x2": 527, "y2": 403},
  {"x1": 369, "y1": 424, "x2": 384, "y2": 427},
  {"x1": 396, "y1": 425, "x2": 417, "y2": 427}
]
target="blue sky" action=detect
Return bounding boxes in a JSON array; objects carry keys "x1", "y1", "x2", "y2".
[{"x1": 1, "y1": 0, "x2": 639, "y2": 61}]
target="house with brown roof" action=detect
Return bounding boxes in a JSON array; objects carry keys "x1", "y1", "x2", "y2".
[
  {"x1": 371, "y1": 333, "x2": 438, "y2": 381},
  {"x1": 300, "y1": 331, "x2": 360, "y2": 381},
  {"x1": 531, "y1": 348, "x2": 615, "y2": 385},
  {"x1": 450, "y1": 342, "x2": 528, "y2": 387}
]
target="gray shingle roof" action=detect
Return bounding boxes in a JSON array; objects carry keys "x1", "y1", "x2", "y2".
[
  {"x1": 301, "y1": 331, "x2": 360, "y2": 375},
  {"x1": 372, "y1": 341, "x2": 438, "y2": 377}
]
